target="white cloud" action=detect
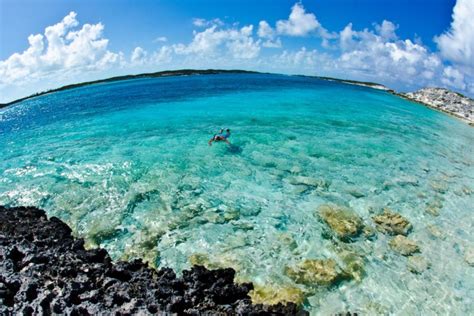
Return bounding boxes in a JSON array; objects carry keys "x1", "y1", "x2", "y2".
[
  {"x1": 276, "y1": 47, "x2": 318, "y2": 65},
  {"x1": 276, "y1": 3, "x2": 320, "y2": 37},
  {"x1": 435, "y1": 0, "x2": 474, "y2": 69},
  {"x1": 193, "y1": 18, "x2": 206, "y2": 27},
  {"x1": 0, "y1": 11, "x2": 122, "y2": 85},
  {"x1": 192, "y1": 18, "x2": 224, "y2": 28},
  {"x1": 153, "y1": 36, "x2": 168, "y2": 43},
  {"x1": 264, "y1": 47, "x2": 335, "y2": 75},
  {"x1": 173, "y1": 24, "x2": 260, "y2": 59},
  {"x1": 151, "y1": 46, "x2": 174, "y2": 64},
  {"x1": 339, "y1": 23, "x2": 356, "y2": 51},
  {"x1": 335, "y1": 24, "x2": 444, "y2": 86},
  {"x1": 329, "y1": 9, "x2": 474, "y2": 95},
  {"x1": 441, "y1": 65, "x2": 466, "y2": 90},
  {"x1": 130, "y1": 46, "x2": 173, "y2": 66},
  {"x1": 226, "y1": 25, "x2": 261, "y2": 58},
  {"x1": 260, "y1": 2, "x2": 335, "y2": 46},
  {"x1": 258, "y1": 21, "x2": 281, "y2": 48},
  {"x1": 433, "y1": 0, "x2": 473, "y2": 94},
  {"x1": 131, "y1": 46, "x2": 147, "y2": 64},
  {"x1": 258, "y1": 20, "x2": 274, "y2": 38},
  {"x1": 375, "y1": 20, "x2": 398, "y2": 41},
  {"x1": 262, "y1": 38, "x2": 282, "y2": 48}
]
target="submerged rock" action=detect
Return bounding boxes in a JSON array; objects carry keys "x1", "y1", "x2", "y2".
[
  {"x1": 189, "y1": 253, "x2": 213, "y2": 266},
  {"x1": 461, "y1": 186, "x2": 472, "y2": 195},
  {"x1": 389, "y1": 235, "x2": 420, "y2": 256},
  {"x1": 318, "y1": 204, "x2": 364, "y2": 242},
  {"x1": 121, "y1": 228, "x2": 162, "y2": 267},
  {"x1": 232, "y1": 220, "x2": 255, "y2": 231},
  {"x1": 347, "y1": 189, "x2": 366, "y2": 198},
  {"x1": 338, "y1": 251, "x2": 365, "y2": 282},
  {"x1": 425, "y1": 199, "x2": 442, "y2": 216},
  {"x1": 0, "y1": 206, "x2": 307, "y2": 315},
  {"x1": 277, "y1": 233, "x2": 298, "y2": 250},
  {"x1": 464, "y1": 248, "x2": 474, "y2": 267},
  {"x1": 365, "y1": 301, "x2": 390, "y2": 314},
  {"x1": 285, "y1": 259, "x2": 345, "y2": 286},
  {"x1": 426, "y1": 224, "x2": 446, "y2": 240},
  {"x1": 289, "y1": 176, "x2": 330, "y2": 190},
  {"x1": 362, "y1": 225, "x2": 377, "y2": 240},
  {"x1": 203, "y1": 211, "x2": 226, "y2": 224},
  {"x1": 223, "y1": 208, "x2": 240, "y2": 221},
  {"x1": 188, "y1": 252, "x2": 242, "y2": 272},
  {"x1": 290, "y1": 166, "x2": 302, "y2": 174},
  {"x1": 430, "y1": 181, "x2": 448, "y2": 194},
  {"x1": 293, "y1": 184, "x2": 310, "y2": 195},
  {"x1": 407, "y1": 255, "x2": 430, "y2": 274},
  {"x1": 383, "y1": 176, "x2": 419, "y2": 189},
  {"x1": 372, "y1": 209, "x2": 413, "y2": 236},
  {"x1": 250, "y1": 284, "x2": 305, "y2": 305}
]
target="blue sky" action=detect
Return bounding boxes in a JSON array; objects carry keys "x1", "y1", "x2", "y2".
[
  {"x1": 0, "y1": 0, "x2": 455, "y2": 57},
  {"x1": 0, "y1": 0, "x2": 472, "y2": 102}
]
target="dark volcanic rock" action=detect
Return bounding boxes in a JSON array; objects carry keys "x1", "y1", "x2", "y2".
[{"x1": 0, "y1": 206, "x2": 307, "y2": 315}]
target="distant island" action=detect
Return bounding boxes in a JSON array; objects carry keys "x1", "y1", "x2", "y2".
[
  {"x1": 0, "y1": 69, "x2": 259, "y2": 108},
  {"x1": 1, "y1": 69, "x2": 472, "y2": 126}
]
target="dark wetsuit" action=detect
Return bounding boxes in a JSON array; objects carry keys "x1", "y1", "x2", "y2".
[{"x1": 214, "y1": 131, "x2": 230, "y2": 140}]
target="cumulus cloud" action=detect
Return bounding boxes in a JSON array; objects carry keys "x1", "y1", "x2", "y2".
[
  {"x1": 441, "y1": 65, "x2": 467, "y2": 90},
  {"x1": 335, "y1": 22, "x2": 444, "y2": 86},
  {"x1": 435, "y1": 0, "x2": 474, "y2": 68},
  {"x1": 433, "y1": 0, "x2": 474, "y2": 94},
  {"x1": 276, "y1": 3, "x2": 319, "y2": 36},
  {"x1": 339, "y1": 23, "x2": 356, "y2": 51},
  {"x1": 276, "y1": 47, "x2": 318, "y2": 66},
  {"x1": 257, "y1": 21, "x2": 281, "y2": 48},
  {"x1": 375, "y1": 20, "x2": 398, "y2": 41},
  {"x1": 433, "y1": 0, "x2": 473, "y2": 93},
  {"x1": 131, "y1": 47, "x2": 147, "y2": 64},
  {"x1": 263, "y1": 47, "x2": 335, "y2": 75},
  {"x1": 262, "y1": 38, "x2": 282, "y2": 48},
  {"x1": 130, "y1": 23, "x2": 261, "y2": 70},
  {"x1": 0, "y1": 12, "x2": 123, "y2": 85},
  {"x1": 192, "y1": 18, "x2": 224, "y2": 28},
  {"x1": 130, "y1": 46, "x2": 173, "y2": 66},
  {"x1": 275, "y1": 2, "x2": 334, "y2": 39},
  {"x1": 152, "y1": 46, "x2": 174, "y2": 64},
  {"x1": 226, "y1": 26, "x2": 261, "y2": 58},
  {"x1": 153, "y1": 36, "x2": 168, "y2": 43},
  {"x1": 258, "y1": 21, "x2": 274, "y2": 38},
  {"x1": 258, "y1": 2, "x2": 335, "y2": 48},
  {"x1": 173, "y1": 24, "x2": 260, "y2": 59}
]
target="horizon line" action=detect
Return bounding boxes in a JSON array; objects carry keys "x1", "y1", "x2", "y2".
[{"x1": 0, "y1": 69, "x2": 392, "y2": 108}]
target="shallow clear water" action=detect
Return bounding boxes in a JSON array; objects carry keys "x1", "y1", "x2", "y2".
[{"x1": 1, "y1": 73, "x2": 473, "y2": 314}]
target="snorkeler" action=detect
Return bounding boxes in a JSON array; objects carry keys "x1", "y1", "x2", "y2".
[{"x1": 208, "y1": 128, "x2": 231, "y2": 146}]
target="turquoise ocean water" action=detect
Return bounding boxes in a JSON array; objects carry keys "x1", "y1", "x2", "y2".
[{"x1": 1, "y1": 73, "x2": 473, "y2": 314}]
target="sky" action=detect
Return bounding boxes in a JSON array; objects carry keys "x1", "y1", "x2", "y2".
[{"x1": 0, "y1": 0, "x2": 473, "y2": 103}]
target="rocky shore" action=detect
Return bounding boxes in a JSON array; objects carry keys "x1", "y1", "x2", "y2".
[
  {"x1": 0, "y1": 206, "x2": 307, "y2": 315},
  {"x1": 297, "y1": 76, "x2": 473, "y2": 126},
  {"x1": 400, "y1": 87, "x2": 474, "y2": 125}
]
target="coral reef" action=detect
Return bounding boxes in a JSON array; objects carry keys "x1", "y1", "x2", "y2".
[{"x1": 372, "y1": 209, "x2": 413, "y2": 236}]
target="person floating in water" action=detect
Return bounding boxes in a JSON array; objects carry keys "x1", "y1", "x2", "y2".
[{"x1": 208, "y1": 128, "x2": 231, "y2": 146}]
